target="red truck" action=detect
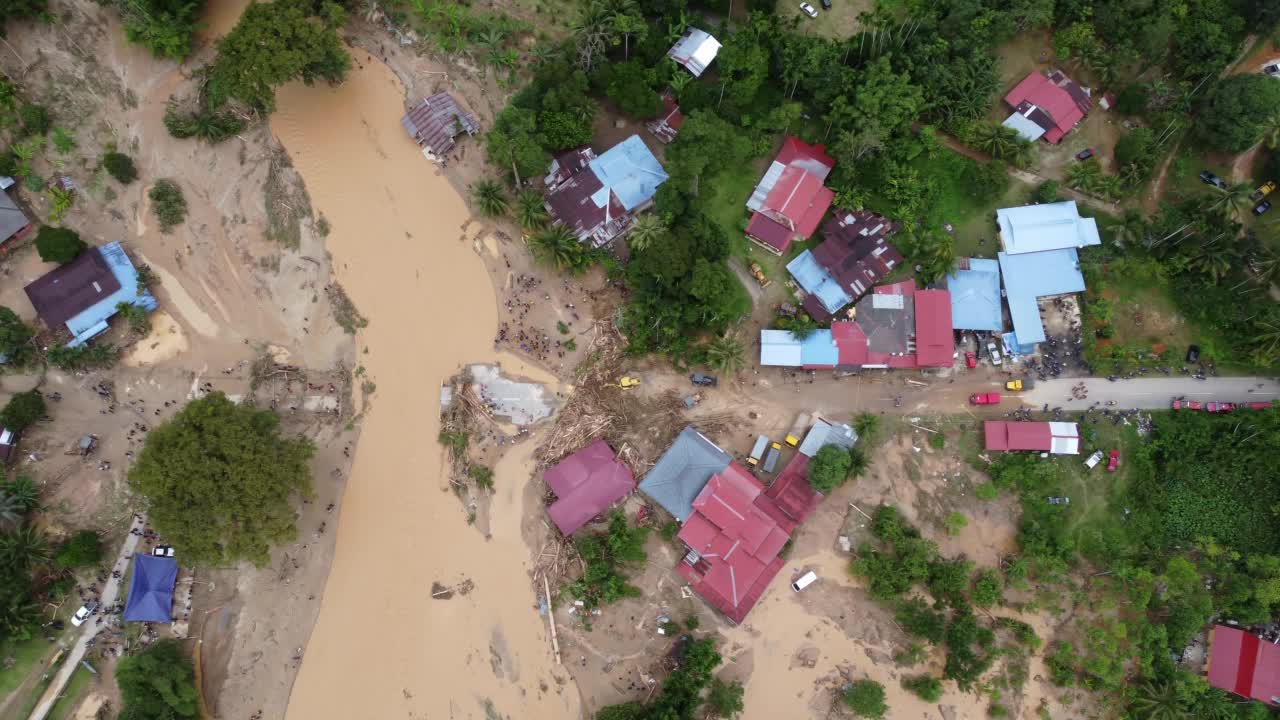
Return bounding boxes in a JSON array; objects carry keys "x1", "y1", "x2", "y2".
[{"x1": 970, "y1": 392, "x2": 1001, "y2": 405}]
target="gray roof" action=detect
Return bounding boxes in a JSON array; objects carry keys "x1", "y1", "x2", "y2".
[
  {"x1": 637, "y1": 426, "x2": 731, "y2": 522},
  {"x1": 797, "y1": 418, "x2": 858, "y2": 457},
  {"x1": 0, "y1": 191, "x2": 29, "y2": 242}
]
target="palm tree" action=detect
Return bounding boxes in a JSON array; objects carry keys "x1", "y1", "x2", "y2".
[
  {"x1": 969, "y1": 123, "x2": 1013, "y2": 159},
  {"x1": 0, "y1": 590, "x2": 39, "y2": 641},
  {"x1": 1, "y1": 477, "x2": 38, "y2": 517},
  {"x1": 530, "y1": 224, "x2": 589, "y2": 274},
  {"x1": 1249, "y1": 245, "x2": 1280, "y2": 287},
  {"x1": 667, "y1": 68, "x2": 691, "y2": 100},
  {"x1": 1008, "y1": 137, "x2": 1035, "y2": 168},
  {"x1": 0, "y1": 494, "x2": 23, "y2": 531},
  {"x1": 472, "y1": 179, "x2": 509, "y2": 218},
  {"x1": 1188, "y1": 247, "x2": 1235, "y2": 282},
  {"x1": 704, "y1": 334, "x2": 745, "y2": 374},
  {"x1": 625, "y1": 214, "x2": 665, "y2": 252},
  {"x1": 1110, "y1": 210, "x2": 1147, "y2": 248},
  {"x1": 515, "y1": 190, "x2": 548, "y2": 230},
  {"x1": 1129, "y1": 682, "x2": 1187, "y2": 720},
  {"x1": 1066, "y1": 159, "x2": 1102, "y2": 192},
  {"x1": 530, "y1": 44, "x2": 559, "y2": 66},
  {"x1": 1210, "y1": 182, "x2": 1252, "y2": 221},
  {"x1": 847, "y1": 446, "x2": 870, "y2": 479},
  {"x1": 0, "y1": 525, "x2": 51, "y2": 573}
]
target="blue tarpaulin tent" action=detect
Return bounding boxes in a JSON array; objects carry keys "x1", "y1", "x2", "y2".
[{"x1": 123, "y1": 554, "x2": 177, "y2": 623}]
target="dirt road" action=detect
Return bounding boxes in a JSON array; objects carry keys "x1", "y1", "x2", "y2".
[
  {"x1": 28, "y1": 514, "x2": 145, "y2": 720},
  {"x1": 1024, "y1": 376, "x2": 1280, "y2": 410}
]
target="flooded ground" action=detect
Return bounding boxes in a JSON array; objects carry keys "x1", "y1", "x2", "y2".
[{"x1": 270, "y1": 57, "x2": 579, "y2": 718}]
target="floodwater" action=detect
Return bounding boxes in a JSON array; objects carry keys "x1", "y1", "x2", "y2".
[{"x1": 270, "y1": 57, "x2": 579, "y2": 718}]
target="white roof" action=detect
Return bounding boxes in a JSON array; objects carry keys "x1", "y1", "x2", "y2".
[
  {"x1": 667, "y1": 28, "x2": 721, "y2": 77},
  {"x1": 1048, "y1": 422, "x2": 1080, "y2": 455},
  {"x1": 0, "y1": 429, "x2": 12, "y2": 445},
  {"x1": 1002, "y1": 111, "x2": 1047, "y2": 142},
  {"x1": 996, "y1": 201, "x2": 1102, "y2": 255},
  {"x1": 797, "y1": 418, "x2": 858, "y2": 457},
  {"x1": 760, "y1": 330, "x2": 803, "y2": 366}
]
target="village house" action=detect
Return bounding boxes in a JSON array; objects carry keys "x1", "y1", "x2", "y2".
[
  {"x1": 400, "y1": 92, "x2": 480, "y2": 164},
  {"x1": 745, "y1": 137, "x2": 835, "y2": 255},
  {"x1": 786, "y1": 209, "x2": 902, "y2": 320},
  {"x1": 0, "y1": 190, "x2": 31, "y2": 246},
  {"x1": 544, "y1": 135, "x2": 669, "y2": 247},
  {"x1": 996, "y1": 200, "x2": 1100, "y2": 349},
  {"x1": 23, "y1": 241, "x2": 158, "y2": 347},
  {"x1": 1001, "y1": 69, "x2": 1092, "y2": 144},
  {"x1": 667, "y1": 28, "x2": 721, "y2": 77},
  {"x1": 944, "y1": 257, "x2": 1004, "y2": 333},
  {"x1": 760, "y1": 280, "x2": 953, "y2": 370},
  {"x1": 645, "y1": 92, "x2": 684, "y2": 144},
  {"x1": 1206, "y1": 624, "x2": 1280, "y2": 705},
  {"x1": 542, "y1": 438, "x2": 635, "y2": 535},
  {"x1": 983, "y1": 420, "x2": 1081, "y2": 455}
]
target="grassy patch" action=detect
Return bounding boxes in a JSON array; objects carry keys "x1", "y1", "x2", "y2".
[
  {"x1": 265, "y1": 150, "x2": 313, "y2": 249},
  {"x1": 1162, "y1": 148, "x2": 1231, "y2": 203},
  {"x1": 952, "y1": 178, "x2": 1034, "y2": 259},
  {"x1": 0, "y1": 636, "x2": 56, "y2": 704},
  {"x1": 702, "y1": 160, "x2": 766, "y2": 258},
  {"x1": 782, "y1": 0, "x2": 876, "y2": 39},
  {"x1": 46, "y1": 665, "x2": 95, "y2": 720}
]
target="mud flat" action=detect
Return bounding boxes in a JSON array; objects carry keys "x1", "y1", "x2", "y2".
[{"x1": 269, "y1": 55, "x2": 579, "y2": 719}]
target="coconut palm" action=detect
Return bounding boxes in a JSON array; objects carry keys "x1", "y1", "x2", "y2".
[
  {"x1": 0, "y1": 494, "x2": 23, "y2": 531},
  {"x1": 704, "y1": 334, "x2": 745, "y2": 374},
  {"x1": 1209, "y1": 182, "x2": 1252, "y2": 221},
  {"x1": 625, "y1": 214, "x2": 665, "y2": 252},
  {"x1": 472, "y1": 179, "x2": 509, "y2": 218},
  {"x1": 847, "y1": 446, "x2": 870, "y2": 479},
  {"x1": 1188, "y1": 246, "x2": 1235, "y2": 282},
  {"x1": 1, "y1": 477, "x2": 38, "y2": 517},
  {"x1": 0, "y1": 591, "x2": 40, "y2": 641},
  {"x1": 1129, "y1": 682, "x2": 1187, "y2": 720},
  {"x1": 969, "y1": 123, "x2": 1015, "y2": 159},
  {"x1": 1066, "y1": 159, "x2": 1102, "y2": 192},
  {"x1": 1249, "y1": 244, "x2": 1280, "y2": 287},
  {"x1": 530, "y1": 224, "x2": 590, "y2": 274},
  {"x1": 0, "y1": 525, "x2": 51, "y2": 573},
  {"x1": 1110, "y1": 210, "x2": 1148, "y2": 248},
  {"x1": 515, "y1": 190, "x2": 548, "y2": 230}
]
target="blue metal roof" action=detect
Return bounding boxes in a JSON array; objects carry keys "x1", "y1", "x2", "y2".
[
  {"x1": 998, "y1": 249, "x2": 1086, "y2": 345},
  {"x1": 638, "y1": 427, "x2": 731, "y2": 522},
  {"x1": 787, "y1": 250, "x2": 852, "y2": 315},
  {"x1": 945, "y1": 258, "x2": 1003, "y2": 331},
  {"x1": 996, "y1": 201, "x2": 1101, "y2": 255},
  {"x1": 123, "y1": 554, "x2": 177, "y2": 623},
  {"x1": 65, "y1": 241, "x2": 157, "y2": 347},
  {"x1": 800, "y1": 330, "x2": 838, "y2": 366},
  {"x1": 758, "y1": 329, "x2": 839, "y2": 367},
  {"x1": 588, "y1": 135, "x2": 668, "y2": 211}
]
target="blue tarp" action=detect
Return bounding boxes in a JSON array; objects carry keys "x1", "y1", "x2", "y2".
[
  {"x1": 998, "y1": 249, "x2": 1086, "y2": 345},
  {"x1": 123, "y1": 554, "x2": 177, "y2": 623},
  {"x1": 588, "y1": 135, "x2": 668, "y2": 211},
  {"x1": 786, "y1": 251, "x2": 852, "y2": 315},
  {"x1": 638, "y1": 427, "x2": 731, "y2": 522},
  {"x1": 945, "y1": 258, "x2": 1003, "y2": 331},
  {"x1": 66, "y1": 241, "x2": 157, "y2": 347}
]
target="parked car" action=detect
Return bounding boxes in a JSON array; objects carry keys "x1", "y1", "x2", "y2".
[
  {"x1": 1199, "y1": 171, "x2": 1228, "y2": 190},
  {"x1": 986, "y1": 340, "x2": 1002, "y2": 367},
  {"x1": 1084, "y1": 450, "x2": 1104, "y2": 469},
  {"x1": 1266, "y1": 63, "x2": 1280, "y2": 78},
  {"x1": 71, "y1": 601, "x2": 98, "y2": 627},
  {"x1": 763, "y1": 442, "x2": 782, "y2": 473},
  {"x1": 791, "y1": 570, "x2": 818, "y2": 592},
  {"x1": 689, "y1": 372, "x2": 717, "y2": 387},
  {"x1": 1254, "y1": 200, "x2": 1272, "y2": 216},
  {"x1": 1186, "y1": 401, "x2": 1203, "y2": 410},
  {"x1": 1107, "y1": 450, "x2": 1119, "y2": 473},
  {"x1": 1047, "y1": 497, "x2": 1071, "y2": 505},
  {"x1": 1005, "y1": 378, "x2": 1035, "y2": 391},
  {"x1": 799, "y1": 2, "x2": 818, "y2": 17},
  {"x1": 747, "y1": 435, "x2": 769, "y2": 467},
  {"x1": 1250, "y1": 181, "x2": 1276, "y2": 201},
  {"x1": 820, "y1": 0, "x2": 832, "y2": 8},
  {"x1": 1247, "y1": 402, "x2": 1273, "y2": 410},
  {"x1": 1186, "y1": 344, "x2": 1200, "y2": 363},
  {"x1": 964, "y1": 351, "x2": 976, "y2": 369},
  {"x1": 1075, "y1": 148, "x2": 1094, "y2": 161},
  {"x1": 970, "y1": 392, "x2": 1002, "y2": 405}
]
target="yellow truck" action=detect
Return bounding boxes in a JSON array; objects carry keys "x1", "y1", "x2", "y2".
[
  {"x1": 1251, "y1": 181, "x2": 1276, "y2": 202},
  {"x1": 1005, "y1": 378, "x2": 1035, "y2": 391},
  {"x1": 784, "y1": 412, "x2": 811, "y2": 447}
]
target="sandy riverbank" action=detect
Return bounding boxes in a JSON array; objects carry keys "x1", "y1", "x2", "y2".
[{"x1": 270, "y1": 57, "x2": 580, "y2": 719}]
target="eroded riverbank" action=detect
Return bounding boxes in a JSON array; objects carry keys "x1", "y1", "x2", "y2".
[{"x1": 270, "y1": 57, "x2": 579, "y2": 718}]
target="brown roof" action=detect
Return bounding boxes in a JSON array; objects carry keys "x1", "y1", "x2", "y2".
[
  {"x1": 24, "y1": 248, "x2": 121, "y2": 330},
  {"x1": 545, "y1": 170, "x2": 627, "y2": 246},
  {"x1": 813, "y1": 209, "x2": 903, "y2": 298},
  {"x1": 400, "y1": 93, "x2": 479, "y2": 155}
]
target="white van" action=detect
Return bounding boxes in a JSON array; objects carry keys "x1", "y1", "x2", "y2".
[{"x1": 791, "y1": 571, "x2": 818, "y2": 592}]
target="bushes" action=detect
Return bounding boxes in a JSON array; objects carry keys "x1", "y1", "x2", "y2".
[
  {"x1": 1034, "y1": 180, "x2": 1059, "y2": 204},
  {"x1": 842, "y1": 679, "x2": 887, "y2": 719},
  {"x1": 971, "y1": 568, "x2": 1003, "y2": 608},
  {"x1": 163, "y1": 103, "x2": 247, "y2": 143},
  {"x1": 149, "y1": 179, "x2": 187, "y2": 232},
  {"x1": 0, "y1": 306, "x2": 34, "y2": 365},
  {"x1": 901, "y1": 675, "x2": 943, "y2": 702},
  {"x1": 116, "y1": 639, "x2": 199, "y2": 719},
  {"x1": 34, "y1": 226, "x2": 87, "y2": 264},
  {"x1": 55, "y1": 530, "x2": 101, "y2": 569},
  {"x1": 119, "y1": 0, "x2": 203, "y2": 60},
  {"x1": 1193, "y1": 75, "x2": 1280, "y2": 153},
  {"x1": 46, "y1": 343, "x2": 119, "y2": 371},
  {"x1": 0, "y1": 390, "x2": 45, "y2": 431},
  {"x1": 102, "y1": 151, "x2": 138, "y2": 184},
  {"x1": 807, "y1": 444, "x2": 852, "y2": 492},
  {"x1": 565, "y1": 511, "x2": 647, "y2": 608},
  {"x1": 18, "y1": 104, "x2": 49, "y2": 136}
]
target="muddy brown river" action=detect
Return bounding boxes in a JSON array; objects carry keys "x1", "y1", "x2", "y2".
[{"x1": 269, "y1": 56, "x2": 579, "y2": 719}]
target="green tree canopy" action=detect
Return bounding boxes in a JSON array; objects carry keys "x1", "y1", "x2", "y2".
[
  {"x1": 116, "y1": 639, "x2": 200, "y2": 720},
  {"x1": 807, "y1": 444, "x2": 853, "y2": 492},
  {"x1": 119, "y1": 0, "x2": 205, "y2": 60},
  {"x1": 206, "y1": 0, "x2": 351, "y2": 112},
  {"x1": 0, "y1": 306, "x2": 33, "y2": 364},
  {"x1": 128, "y1": 392, "x2": 315, "y2": 567},
  {"x1": 1194, "y1": 75, "x2": 1280, "y2": 154},
  {"x1": 0, "y1": 391, "x2": 44, "y2": 431},
  {"x1": 34, "y1": 226, "x2": 87, "y2": 265}
]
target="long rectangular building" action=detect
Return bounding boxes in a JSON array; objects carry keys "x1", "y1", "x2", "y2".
[{"x1": 983, "y1": 421, "x2": 1080, "y2": 455}]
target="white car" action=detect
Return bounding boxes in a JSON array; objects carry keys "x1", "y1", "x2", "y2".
[
  {"x1": 799, "y1": 2, "x2": 818, "y2": 18},
  {"x1": 1084, "y1": 450, "x2": 1104, "y2": 470},
  {"x1": 986, "y1": 341, "x2": 1003, "y2": 367},
  {"x1": 71, "y1": 601, "x2": 98, "y2": 627},
  {"x1": 1265, "y1": 63, "x2": 1280, "y2": 78}
]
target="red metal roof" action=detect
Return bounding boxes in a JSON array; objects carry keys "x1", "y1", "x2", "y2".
[
  {"x1": 764, "y1": 453, "x2": 822, "y2": 527},
  {"x1": 913, "y1": 289, "x2": 954, "y2": 367},
  {"x1": 831, "y1": 321, "x2": 869, "y2": 366},
  {"x1": 746, "y1": 212, "x2": 795, "y2": 254},
  {"x1": 813, "y1": 210, "x2": 903, "y2": 301},
  {"x1": 1208, "y1": 626, "x2": 1280, "y2": 704},
  {"x1": 984, "y1": 421, "x2": 1051, "y2": 451},
  {"x1": 1004, "y1": 71, "x2": 1088, "y2": 144},
  {"x1": 774, "y1": 137, "x2": 835, "y2": 177},
  {"x1": 544, "y1": 439, "x2": 636, "y2": 535},
  {"x1": 747, "y1": 137, "x2": 836, "y2": 253},
  {"x1": 645, "y1": 93, "x2": 684, "y2": 144}
]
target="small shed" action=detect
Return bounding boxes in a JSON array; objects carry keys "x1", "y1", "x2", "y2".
[
  {"x1": 667, "y1": 28, "x2": 721, "y2": 77},
  {"x1": 544, "y1": 438, "x2": 635, "y2": 535},
  {"x1": 122, "y1": 554, "x2": 177, "y2": 623},
  {"x1": 400, "y1": 92, "x2": 480, "y2": 162},
  {"x1": 0, "y1": 427, "x2": 18, "y2": 464},
  {"x1": 0, "y1": 191, "x2": 30, "y2": 245}
]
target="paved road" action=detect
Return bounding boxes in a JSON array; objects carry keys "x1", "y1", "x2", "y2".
[
  {"x1": 29, "y1": 515, "x2": 145, "y2": 720},
  {"x1": 1021, "y1": 377, "x2": 1280, "y2": 410}
]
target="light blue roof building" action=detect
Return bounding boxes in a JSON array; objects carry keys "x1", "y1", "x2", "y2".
[
  {"x1": 588, "y1": 134, "x2": 668, "y2": 212},
  {"x1": 786, "y1": 251, "x2": 852, "y2": 316},
  {"x1": 996, "y1": 200, "x2": 1100, "y2": 255},
  {"x1": 944, "y1": 258, "x2": 1003, "y2": 331},
  {"x1": 998, "y1": 249, "x2": 1086, "y2": 345},
  {"x1": 759, "y1": 329, "x2": 839, "y2": 367},
  {"x1": 23, "y1": 241, "x2": 158, "y2": 348}
]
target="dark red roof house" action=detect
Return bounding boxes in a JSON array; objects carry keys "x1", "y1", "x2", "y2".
[
  {"x1": 983, "y1": 421, "x2": 1080, "y2": 455},
  {"x1": 676, "y1": 463, "x2": 794, "y2": 623},
  {"x1": 744, "y1": 137, "x2": 835, "y2": 255},
  {"x1": 1207, "y1": 625, "x2": 1280, "y2": 705},
  {"x1": 400, "y1": 92, "x2": 480, "y2": 162},
  {"x1": 1002, "y1": 70, "x2": 1092, "y2": 144},
  {"x1": 544, "y1": 438, "x2": 636, "y2": 535},
  {"x1": 845, "y1": 280, "x2": 954, "y2": 369},
  {"x1": 645, "y1": 93, "x2": 684, "y2": 144}
]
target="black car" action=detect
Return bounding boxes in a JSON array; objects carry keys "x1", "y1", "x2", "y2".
[
  {"x1": 1199, "y1": 171, "x2": 1228, "y2": 190},
  {"x1": 1186, "y1": 344, "x2": 1200, "y2": 363},
  {"x1": 690, "y1": 372, "x2": 718, "y2": 387},
  {"x1": 1254, "y1": 200, "x2": 1272, "y2": 216},
  {"x1": 820, "y1": 0, "x2": 831, "y2": 7}
]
